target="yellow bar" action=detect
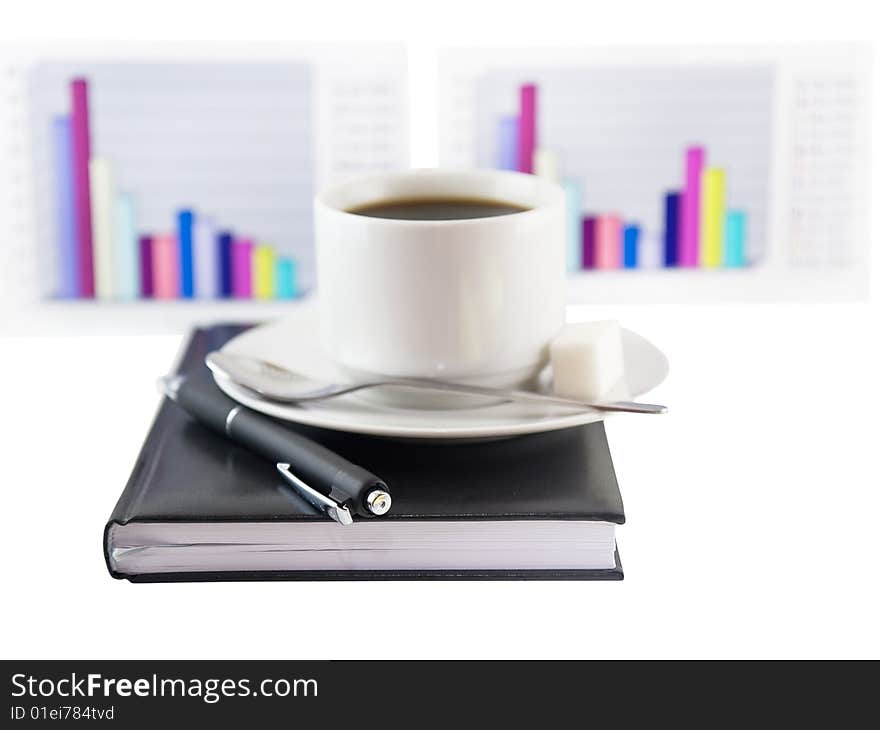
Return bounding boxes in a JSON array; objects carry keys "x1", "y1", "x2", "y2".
[
  {"x1": 532, "y1": 148, "x2": 559, "y2": 181},
  {"x1": 89, "y1": 157, "x2": 115, "y2": 298},
  {"x1": 253, "y1": 244, "x2": 276, "y2": 299},
  {"x1": 700, "y1": 166, "x2": 725, "y2": 268}
]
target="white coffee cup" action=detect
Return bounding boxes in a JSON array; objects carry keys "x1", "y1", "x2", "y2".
[{"x1": 314, "y1": 169, "x2": 565, "y2": 387}]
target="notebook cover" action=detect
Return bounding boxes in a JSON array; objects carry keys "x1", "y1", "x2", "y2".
[{"x1": 105, "y1": 324, "x2": 625, "y2": 582}]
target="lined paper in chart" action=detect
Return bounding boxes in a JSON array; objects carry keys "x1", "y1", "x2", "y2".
[{"x1": 788, "y1": 74, "x2": 861, "y2": 267}]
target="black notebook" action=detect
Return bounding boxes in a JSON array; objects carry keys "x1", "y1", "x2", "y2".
[{"x1": 105, "y1": 325, "x2": 625, "y2": 582}]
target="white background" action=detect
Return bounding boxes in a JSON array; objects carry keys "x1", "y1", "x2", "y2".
[{"x1": 1, "y1": 0, "x2": 878, "y2": 659}]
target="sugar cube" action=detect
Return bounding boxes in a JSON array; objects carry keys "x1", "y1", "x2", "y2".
[{"x1": 550, "y1": 321, "x2": 626, "y2": 402}]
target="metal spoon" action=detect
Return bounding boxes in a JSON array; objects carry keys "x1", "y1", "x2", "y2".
[{"x1": 205, "y1": 351, "x2": 667, "y2": 415}]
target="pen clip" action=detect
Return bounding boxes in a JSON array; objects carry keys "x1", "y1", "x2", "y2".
[{"x1": 276, "y1": 463, "x2": 353, "y2": 526}]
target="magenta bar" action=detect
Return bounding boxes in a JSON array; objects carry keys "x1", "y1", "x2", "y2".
[
  {"x1": 594, "y1": 215, "x2": 623, "y2": 269},
  {"x1": 517, "y1": 84, "x2": 537, "y2": 173},
  {"x1": 70, "y1": 78, "x2": 95, "y2": 297},
  {"x1": 232, "y1": 239, "x2": 254, "y2": 298},
  {"x1": 680, "y1": 146, "x2": 705, "y2": 267}
]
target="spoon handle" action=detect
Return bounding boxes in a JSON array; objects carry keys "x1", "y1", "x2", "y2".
[{"x1": 385, "y1": 378, "x2": 667, "y2": 414}]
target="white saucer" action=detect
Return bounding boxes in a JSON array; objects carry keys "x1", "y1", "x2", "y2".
[{"x1": 215, "y1": 303, "x2": 669, "y2": 440}]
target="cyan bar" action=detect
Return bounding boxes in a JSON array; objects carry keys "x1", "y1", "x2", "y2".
[
  {"x1": 217, "y1": 231, "x2": 233, "y2": 297},
  {"x1": 497, "y1": 116, "x2": 519, "y2": 170},
  {"x1": 623, "y1": 225, "x2": 640, "y2": 269},
  {"x1": 562, "y1": 180, "x2": 583, "y2": 272},
  {"x1": 114, "y1": 194, "x2": 138, "y2": 300},
  {"x1": 664, "y1": 192, "x2": 680, "y2": 268},
  {"x1": 276, "y1": 257, "x2": 297, "y2": 299},
  {"x1": 51, "y1": 115, "x2": 77, "y2": 299},
  {"x1": 177, "y1": 209, "x2": 195, "y2": 298},
  {"x1": 724, "y1": 210, "x2": 747, "y2": 267}
]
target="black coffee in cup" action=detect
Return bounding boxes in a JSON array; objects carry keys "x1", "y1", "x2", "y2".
[{"x1": 347, "y1": 197, "x2": 529, "y2": 221}]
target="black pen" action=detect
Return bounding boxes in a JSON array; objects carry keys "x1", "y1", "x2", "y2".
[{"x1": 157, "y1": 375, "x2": 391, "y2": 525}]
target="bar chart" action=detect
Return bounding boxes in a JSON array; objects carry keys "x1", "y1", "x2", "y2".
[
  {"x1": 29, "y1": 63, "x2": 314, "y2": 301},
  {"x1": 475, "y1": 65, "x2": 774, "y2": 274}
]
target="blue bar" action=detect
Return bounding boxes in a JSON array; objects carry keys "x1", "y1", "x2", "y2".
[
  {"x1": 623, "y1": 225, "x2": 640, "y2": 268},
  {"x1": 623, "y1": 225, "x2": 639, "y2": 269},
  {"x1": 177, "y1": 209, "x2": 195, "y2": 298},
  {"x1": 497, "y1": 116, "x2": 519, "y2": 170},
  {"x1": 664, "y1": 192, "x2": 680, "y2": 268},
  {"x1": 276, "y1": 257, "x2": 297, "y2": 299},
  {"x1": 51, "y1": 116, "x2": 78, "y2": 298},
  {"x1": 724, "y1": 210, "x2": 747, "y2": 267},
  {"x1": 218, "y1": 231, "x2": 233, "y2": 297},
  {"x1": 561, "y1": 180, "x2": 583, "y2": 272}
]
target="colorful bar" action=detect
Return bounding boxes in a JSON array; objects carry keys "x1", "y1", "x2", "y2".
[
  {"x1": 71, "y1": 78, "x2": 94, "y2": 297},
  {"x1": 623, "y1": 225, "x2": 640, "y2": 269},
  {"x1": 138, "y1": 235, "x2": 153, "y2": 298},
  {"x1": 89, "y1": 157, "x2": 115, "y2": 299},
  {"x1": 232, "y1": 238, "x2": 253, "y2": 298},
  {"x1": 517, "y1": 84, "x2": 537, "y2": 173},
  {"x1": 594, "y1": 215, "x2": 622, "y2": 270},
  {"x1": 724, "y1": 210, "x2": 747, "y2": 268},
  {"x1": 639, "y1": 230, "x2": 663, "y2": 269},
  {"x1": 114, "y1": 193, "x2": 138, "y2": 300},
  {"x1": 276, "y1": 257, "x2": 297, "y2": 299},
  {"x1": 51, "y1": 116, "x2": 77, "y2": 299},
  {"x1": 533, "y1": 148, "x2": 558, "y2": 181},
  {"x1": 581, "y1": 216, "x2": 596, "y2": 269},
  {"x1": 497, "y1": 116, "x2": 519, "y2": 171},
  {"x1": 680, "y1": 146, "x2": 704, "y2": 267},
  {"x1": 562, "y1": 180, "x2": 583, "y2": 272},
  {"x1": 217, "y1": 231, "x2": 233, "y2": 297},
  {"x1": 700, "y1": 167, "x2": 725, "y2": 268},
  {"x1": 177, "y1": 209, "x2": 195, "y2": 298},
  {"x1": 193, "y1": 216, "x2": 217, "y2": 298},
  {"x1": 151, "y1": 233, "x2": 179, "y2": 299},
  {"x1": 664, "y1": 192, "x2": 680, "y2": 268},
  {"x1": 253, "y1": 244, "x2": 276, "y2": 299}
]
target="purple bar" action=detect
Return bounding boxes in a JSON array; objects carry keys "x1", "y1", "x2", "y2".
[
  {"x1": 232, "y1": 239, "x2": 253, "y2": 298},
  {"x1": 497, "y1": 115, "x2": 519, "y2": 170},
  {"x1": 139, "y1": 235, "x2": 154, "y2": 298},
  {"x1": 680, "y1": 146, "x2": 704, "y2": 267},
  {"x1": 51, "y1": 115, "x2": 77, "y2": 299},
  {"x1": 581, "y1": 216, "x2": 596, "y2": 269},
  {"x1": 517, "y1": 84, "x2": 537, "y2": 173},
  {"x1": 70, "y1": 78, "x2": 95, "y2": 297}
]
